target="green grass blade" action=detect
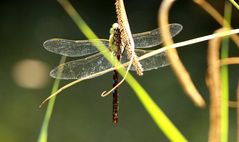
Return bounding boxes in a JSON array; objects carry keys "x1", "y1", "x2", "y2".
[
  {"x1": 220, "y1": 2, "x2": 231, "y2": 142},
  {"x1": 37, "y1": 56, "x2": 66, "y2": 142},
  {"x1": 57, "y1": 0, "x2": 187, "y2": 141},
  {"x1": 126, "y1": 73, "x2": 187, "y2": 142}
]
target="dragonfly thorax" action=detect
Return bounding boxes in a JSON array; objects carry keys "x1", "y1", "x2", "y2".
[{"x1": 109, "y1": 23, "x2": 124, "y2": 57}]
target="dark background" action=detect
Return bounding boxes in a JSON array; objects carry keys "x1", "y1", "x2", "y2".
[{"x1": 0, "y1": 0, "x2": 238, "y2": 141}]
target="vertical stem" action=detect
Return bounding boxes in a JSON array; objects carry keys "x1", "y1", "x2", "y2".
[
  {"x1": 220, "y1": 2, "x2": 231, "y2": 142},
  {"x1": 160, "y1": 0, "x2": 205, "y2": 107},
  {"x1": 237, "y1": 80, "x2": 239, "y2": 142},
  {"x1": 38, "y1": 56, "x2": 66, "y2": 142},
  {"x1": 207, "y1": 31, "x2": 222, "y2": 142}
]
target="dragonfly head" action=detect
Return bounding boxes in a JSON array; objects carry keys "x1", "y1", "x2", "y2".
[
  {"x1": 112, "y1": 23, "x2": 119, "y2": 29},
  {"x1": 110, "y1": 23, "x2": 119, "y2": 35},
  {"x1": 109, "y1": 23, "x2": 123, "y2": 56}
]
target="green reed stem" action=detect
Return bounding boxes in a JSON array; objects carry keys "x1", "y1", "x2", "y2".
[
  {"x1": 37, "y1": 57, "x2": 66, "y2": 142},
  {"x1": 220, "y1": 2, "x2": 231, "y2": 142}
]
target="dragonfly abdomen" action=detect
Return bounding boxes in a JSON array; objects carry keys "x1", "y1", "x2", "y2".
[{"x1": 112, "y1": 69, "x2": 119, "y2": 124}]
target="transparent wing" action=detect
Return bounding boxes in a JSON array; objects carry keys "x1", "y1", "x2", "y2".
[
  {"x1": 133, "y1": 23, "x2": 183, "y2": 49},
  {"x1": 50, "y1": 49, "x2": 169, "y2": 80},
  {"x1": 50, "y1": 53, "x2": 113, "y2": 80},
  {"x1": 121, "y1": 49, "x2": 169, "y2": 71},
  {"x1": 43, "y1": 39, "x2": 109, "y2": 57},
  {"x1": 44, "y1": 23, "x2": 182, "y2": 57}
]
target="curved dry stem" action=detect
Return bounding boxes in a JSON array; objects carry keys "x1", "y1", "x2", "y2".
[
  {"x1": 39, "y1": 67, "x2": 115, "y2": 108},
  {"x1": 159, "y1": 0, "x2": 205, "y2": 108},
  {"x1": 101, "y1": 57, "x2": 133, "y2": 97}
]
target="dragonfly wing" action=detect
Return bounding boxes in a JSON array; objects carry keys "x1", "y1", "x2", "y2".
[
  {"x1": 133, "y1": 23, "x2": 183, "y2": 49},
  {"x1": 43, "y1": 38, "x2": 109, "y2": 57},
  {"x1": 50, "y1": 53, "x2": 113, "y2": 80},
  {"x1": 121, "y1": 49, "x2": 169, "y2": 71}
]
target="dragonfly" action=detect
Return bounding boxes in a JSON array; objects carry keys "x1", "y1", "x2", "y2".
[{"x1": 43, "y1": 23, "x2": 182, "y2": 124}]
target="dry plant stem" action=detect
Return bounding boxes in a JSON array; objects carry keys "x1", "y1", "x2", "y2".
[
  {"x1": 159, "y1": 0, "x2": 205, "y2": 108},
  {"x1": 237, "y1": 80, "x2": 239, "y2": 142},
  {"x1": 194, "y1": 0, "x2": 239, "y2": 48},
  {"x1": 229, "y1": 101, "x2": 237, "y2": 108},
  {"x1": 221, "y1": 57, "x2": 239, "y2": 65},
  {"x1": 101, "y1": 67, "x2": 131, "y2": 97},
  {"x1": 206, "y1": 29, "x2": 225, "y2": 142},
  {"x1": 101, "y1": 0, "x2": 137, "y2": 97},
  {"x1": 101, "y1": 60, "x2": 133, "y2": 97},
  {"x1": 39, "y1": 68, "x2": 111, "y2": 107},
  {"x1": 141, "y1": 29, "x2": 239, "y2": 62},
  {"x1": 39, "y1": 29, "x2": 239, "y2": 107},
  {"x1": 115, "y1": 0, "x2": 143, "y2": 75}
]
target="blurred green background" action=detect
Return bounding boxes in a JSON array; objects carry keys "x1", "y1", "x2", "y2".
[{"x1": 0, "y1": 0, "x2": 239, "y2": 141}]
